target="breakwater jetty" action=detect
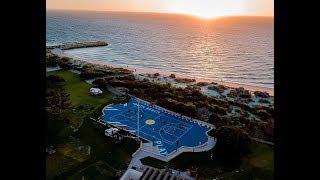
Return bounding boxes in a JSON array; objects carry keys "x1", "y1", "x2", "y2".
[{"x1": 46, "y1": 41, "x2": 108, "y2": 50}]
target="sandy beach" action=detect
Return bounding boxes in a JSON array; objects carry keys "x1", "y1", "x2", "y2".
[{"x1": 52, "y1": 49, "x2": 274, "y2": 96}]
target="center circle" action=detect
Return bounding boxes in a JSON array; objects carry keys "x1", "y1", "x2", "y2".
[{"x1": 145, "y1": 119, "x2": 155, "y2": 125}]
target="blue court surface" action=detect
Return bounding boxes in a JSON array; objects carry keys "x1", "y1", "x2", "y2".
[{"x1": 101, "y1": 98, "x2": 212, "y2": 156}]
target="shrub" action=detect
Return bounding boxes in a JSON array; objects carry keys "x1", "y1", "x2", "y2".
[
  {"x1": 46, "y1": 75, "x2": 65, "y2": 87},
  {"x1": 256, "y1": 109, "x2": 272, "y2": 120},
  {"x1": 92, "y1": 78, "x2": 108, "y2": 88},
  {"x1": 175, "y1": 78, "x2": 196, "y2": 83},
  {"x1": 254, "y1": 91, "x2": 270, "y2": 98},
  {"x1": 163, "y1": 91, "x2": 173, "y2": 98},
  {"x1": 196, "y1": 82, "x2": 209, "y2": 86},
  {"x1": 259, "y1": 99, "x2": 270, "y2": 103},
  {"x1": 60, "y1": 57, "x2": 72, "y2": 62},
  {"x1": 132, "y1": 88, "x2": 140, "y2": 95},
  {"x1": 79, "y1": 69, "x2": 105, "y2": 79},
  {"x1": 59, "y1": 61, "x2": 73, "y2": 70}
]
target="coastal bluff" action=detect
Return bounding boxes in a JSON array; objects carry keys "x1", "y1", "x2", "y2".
[{"x1": 46, "y1": 41, "x2": 108, "y2": 50}]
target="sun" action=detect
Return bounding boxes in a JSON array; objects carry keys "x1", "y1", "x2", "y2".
[{"x1": 167, "y1": 0, "x2": 244, "y2": 19}]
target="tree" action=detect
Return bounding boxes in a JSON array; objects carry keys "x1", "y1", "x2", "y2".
[
  {"x1": 58, "y1": 61, "x2": 73, "y2": 70},
  {"x1": 47, "y1": 75, "x2": 66, "y2": 88},
  {"x1": 92, "y1": 78, "x2": 109, "y2": 88},
  {"x1": 209, "y1": 113, "x2": 222, "y2": 125},
  {"x1": 46, "y1": 75, "x2": 70, "y2": 121},
  {"x1": 46, "y1": 54, "x2": 60, "y2": 67},
  {"x1": 213, "y1": 126, "x2": 251, "y2": 162}
]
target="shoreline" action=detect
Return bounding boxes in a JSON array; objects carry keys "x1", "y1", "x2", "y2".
[{"x1": 51, "y1": 49, "x2": 274, "y2": 96}]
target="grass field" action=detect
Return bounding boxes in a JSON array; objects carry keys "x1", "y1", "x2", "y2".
[
  {"x1": 46, "y1": 70, "x2": 139, "y2": 180},
  {"x1": 47, "y1": 70, "x2": 113, "y2": 106}
]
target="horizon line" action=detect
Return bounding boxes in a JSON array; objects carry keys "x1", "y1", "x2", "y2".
[{"x1": 46, "y1": 8, "x2": 274, "y2": 18}]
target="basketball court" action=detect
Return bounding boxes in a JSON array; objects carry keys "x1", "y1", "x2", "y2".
[{"x1": 102, "y1": 98, "x2": 212, "y2": 156}]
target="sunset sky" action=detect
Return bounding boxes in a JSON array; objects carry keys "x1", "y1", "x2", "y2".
[{"x1": 47, "y1": 0, "x2": 273, "y2": 18}]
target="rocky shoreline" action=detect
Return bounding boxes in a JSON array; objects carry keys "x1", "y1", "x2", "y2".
[{"x1": 46, "y1": 41, "x2": 108, "y2": 50}]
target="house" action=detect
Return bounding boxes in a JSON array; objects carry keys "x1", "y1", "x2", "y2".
[{"x1": 90, "y1": 88, "x2": 102, "y2": 95}]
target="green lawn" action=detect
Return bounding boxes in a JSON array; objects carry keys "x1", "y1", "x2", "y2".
[
  {"x1": 223, "y1": 143, "x2": 274, "y2": 180},
  {"x1": 46, "y1": 137, "x2": 91, "y2": 179},
  {"x1": 47, "y1": 70, "x2": 113, "y2": 106},
  {"x1": 216, "y1": 143, "x2": 274, "y2": 180},
  {"x1": 46, "y1": 70, "x2": 139, "y2": 180}
]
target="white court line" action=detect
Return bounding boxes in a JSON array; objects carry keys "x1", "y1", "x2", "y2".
[
  {"x1": 159, "y1": 124, "x2": 182, "y2": 144},
  {"x1": 139, "y1": 123, "x2": 149, "y2": 130},
  {"x1": 155, "y1": 112, "x2": 191, "y2": 144},
  {"x1": 108, "y1": 121, "x2": 121, "y2": 124},
  {"x1": 140, "y1": 130, "x2": 172, "y2": 145},
  {"x1": 158, "y1": 112, "x2": 193, "y2": 130},
  {"x1": 158, "y1": 122, "x2": 194, "y2": 145},
  {"x1": 107, "y1": 106, "x2": 136, "y2": 122},
  {"x1": 163, "y1": 128, "x2": 179, "y2": 138},
  {"x1": 114, "y1": 124, "x2": 128, "y2": 127},
  {"x1": 171, "y1": 124, "x2": 194, "y2": 145},
  {"x1": 152, "y1": 114, "x2": 162, "y2": 121},
  {"x1": 115, "y1": 114, "x2": 152, "y2": 133},
  {"x1": 160, "y1": 113, "x2": 193, "y2": 127}
]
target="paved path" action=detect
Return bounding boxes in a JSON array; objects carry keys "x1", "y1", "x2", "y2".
[
  {"x1": 250, "y1": 137, "x2": 274, "y2": 146},
  {"x1": 106, "y1": 85, "x2": 123, "y2": 96}
]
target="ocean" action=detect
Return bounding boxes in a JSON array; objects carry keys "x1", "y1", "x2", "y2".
[{"x1": 46, "y1": 10, "x2": 274, "y2": 88}]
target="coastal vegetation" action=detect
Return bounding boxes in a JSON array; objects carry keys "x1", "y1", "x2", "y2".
[{"x1": 175, "y1": 77, "x2": 196, "y2": 83}]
